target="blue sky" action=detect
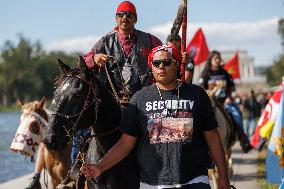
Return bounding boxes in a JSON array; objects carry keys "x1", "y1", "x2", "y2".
[{"x1": 1, "y1": 0, "x2": 284, "y2": 66}]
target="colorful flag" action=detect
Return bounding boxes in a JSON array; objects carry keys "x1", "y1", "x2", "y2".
[
  {"x1": 186, "y1": 28, "x2": 209, "y2": 65},
  {"x1": 224, "y1": 52, "x2": 240, "y2": 79},
  {"x1": 266, "y1": 82, "x2": 284, "y2": 184},
  {"x1": 251, "y1": 88, "x2": 282, "y2": 150}
]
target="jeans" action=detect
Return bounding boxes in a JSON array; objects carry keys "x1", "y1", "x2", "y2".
[
  {"x1": 244, "y1": 116, "x2": 256, "y2": 139},
  {"x1": 71, "y1": 128, "x2": 91, "y2": 164}
]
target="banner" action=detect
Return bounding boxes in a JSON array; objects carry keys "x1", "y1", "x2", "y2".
[
  {"x1": 186, "y1": 28, "x2": 209, "y2": 65},
  {"x1": 251, "y1": 89, "x2": 282, "y2": 150},
  {"x1": 266, "y1": 83, "x2": 284, "y2": 184},
  {"x1": 224, "y1": 52, "x2": 240, "y2": 79}
]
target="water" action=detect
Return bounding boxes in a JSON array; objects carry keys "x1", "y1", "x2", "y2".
[{"x1": 0, "y1": 112, "x2": 34, "y2": 183}]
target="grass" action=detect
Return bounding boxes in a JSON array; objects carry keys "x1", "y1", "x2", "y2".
[
  {"x1": 0, "y1": 104, "x2": 18, "y2": 112},
  {"x1": 257, "y1": 148, "x2": 279, "y2": 189}
]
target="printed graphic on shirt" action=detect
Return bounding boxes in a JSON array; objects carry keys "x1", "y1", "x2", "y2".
[
  {"x1": 146, "y1": 100, "x2": 194, "y2": 144},
  {"x1": 147, "y1": 117, "x2": 193, "y2": 144}
]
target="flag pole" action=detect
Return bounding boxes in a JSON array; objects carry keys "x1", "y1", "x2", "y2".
[{"x1": 181, "y1": 0, "x2": 187, "y2": 81}]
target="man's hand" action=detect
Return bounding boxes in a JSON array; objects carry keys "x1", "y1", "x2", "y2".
[
  {"x1": 80, "y1": 163, "x2": 102, "y2": 180},
  {"x1": 181, "y1": 52, "x2": 189, "y2": 65},
  {"x1": 93, "y1": 53, "x2": 110, "y2": 68}
]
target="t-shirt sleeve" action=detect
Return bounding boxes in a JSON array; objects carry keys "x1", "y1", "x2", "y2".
[
  {"x1": 119, "y1": 93, "x2": 141, "y2": 137},
  {"x1": 198, "y1": 87, "x2": 218, "y2": 131}
]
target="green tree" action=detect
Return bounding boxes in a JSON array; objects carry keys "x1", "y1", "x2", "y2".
[
  {"x1": 0, "y1": 35, "x2": 78, "y2": 106},
  {"x1": 0, "y1": 35, "x2": 42, "y2": 105},
  {"x1": 33, "y1": 51, "x2": 77, "y2": 99},
  {"x1": 266, "y1": 18, "x2": 284, "y2": 85}
]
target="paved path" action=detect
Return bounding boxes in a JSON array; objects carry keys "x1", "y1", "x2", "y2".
[
  {"x1": 0, "y1": 143, "x2": 259, "y2": 189},
  {"x1": 230, "y1": 143, "x2": 259, "y2": 189},
  {"x1": 0, "y1": 173, "x2": 52, "y2": 189}
]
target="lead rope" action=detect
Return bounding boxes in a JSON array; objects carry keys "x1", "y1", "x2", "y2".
[{"x1": 104, "y1": 64, "x2": 120, "y2": 103}]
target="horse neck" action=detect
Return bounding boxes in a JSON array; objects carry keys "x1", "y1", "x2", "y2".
[
  {"x1": 94, "y1": 79, "x2": 122, "y2": 128},
  {"x1": 89, "y1": 80, "x2": 122, "y2": 152},
  {"x1": 45, "y1": 142, "x2": 72, "y2": 159}
]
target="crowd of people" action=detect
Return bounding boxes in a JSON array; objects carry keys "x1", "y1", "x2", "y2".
[{"x1": 24, "y1": 1, "x2": 270, "y2": 189}]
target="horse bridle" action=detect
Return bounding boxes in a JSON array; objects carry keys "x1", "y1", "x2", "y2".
[{"x1": 50, "y1": 73, "x2": 101, "y2": 137}]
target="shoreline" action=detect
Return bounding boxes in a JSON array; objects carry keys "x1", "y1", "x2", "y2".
[{"x1": 0, "y1": 172, "x2": 52, "y2": 189}]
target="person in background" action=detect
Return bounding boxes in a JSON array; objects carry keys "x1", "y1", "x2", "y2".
[
  {"x1": 81, "y1": 45, "x2": 231, "y2": 189},
  {"x1": 166, "y1": 34, "x2": 195, "y2": 84},
  {"x1": 243, "y1": 90, "x2": 261, "y2": 139},
  {"x1": 199, "y1": 50, "x2": 252, "y2": 153},
  {"x1": 199, "y1": 50, "x2": 234, "y2": 103}
]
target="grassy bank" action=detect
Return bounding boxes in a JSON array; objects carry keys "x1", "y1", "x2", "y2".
[
  {"x1": 258, "y1": 148, "x2": 279, "y2": 189},
  {"x1": 0, "y1": 104, "x2": 19, "y2": 112},
  {"x1": 0, "y1": 99, "x2": 52, "y2": 112}
]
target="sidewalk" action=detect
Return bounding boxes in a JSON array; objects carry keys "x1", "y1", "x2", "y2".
[
  {"x1": 0, "y1": 173, "x2": 51, "y2": 189},
  {"x1": 230, "y1": 143, "x2": 259, "y2": 189}
]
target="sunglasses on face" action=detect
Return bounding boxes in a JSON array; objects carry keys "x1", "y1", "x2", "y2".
[
  {"x1": 116, "y1": 11, "x2": 135, "y2": 19},
  {"x1": 152, "y1": 59, "x2": 174, "y2": 68}
]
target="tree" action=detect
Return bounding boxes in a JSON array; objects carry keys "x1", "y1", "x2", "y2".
[
  {"x1": 266, "y1": 18, "x2": 284, "y2": 85},
  {"x1": 0, "y1": 35, "x2": 77, "y2": 106}
]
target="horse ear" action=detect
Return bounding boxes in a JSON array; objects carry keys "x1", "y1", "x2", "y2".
[
  {"x1": 38, "y1": 97, "x2": 46, "y2": 109},
  {"x1": 17, "y1": 98, "x2": 24, "y2": 107},
  {"x1": 78, "y1": 56, "x2": 88, "y2": 74},
  {"x1": 57, "y1": 58, "x2": 71, "y2": 74}
]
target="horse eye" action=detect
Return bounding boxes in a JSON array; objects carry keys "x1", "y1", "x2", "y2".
[{"x1": 29, "y1": 121, "x2": 40, "y2": 135}]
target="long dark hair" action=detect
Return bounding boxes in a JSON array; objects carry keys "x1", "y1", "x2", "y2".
[{"x1": 200, "y1": 50, "x2": 221, "y2": 78}]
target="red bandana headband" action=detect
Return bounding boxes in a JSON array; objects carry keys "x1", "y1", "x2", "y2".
[
  {"x1": 116, "y1": 1, "x2": 137, "y2": 16},
  {"x1": 147, "y1": 45, "x2": 182, "y2": 68}
]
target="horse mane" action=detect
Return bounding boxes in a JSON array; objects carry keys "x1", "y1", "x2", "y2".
[
  {"x1": 22, "y1": 101, "x2": 49, "y2": 121},
  {"x1": 55, "y1": 67, "x2": 81, "y2": 88}
]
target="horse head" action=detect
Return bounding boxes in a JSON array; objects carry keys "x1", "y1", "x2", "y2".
[
  {"x1": 44, "y1": 57, "x2": 121, "y2": 151},
  {"x1": 10, "y1": 97, "x2": 48, "y2": 159}
]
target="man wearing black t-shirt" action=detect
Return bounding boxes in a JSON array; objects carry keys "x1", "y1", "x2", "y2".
[{"x1": 81, "y1": 45, "x2": 231, "y2": 189}]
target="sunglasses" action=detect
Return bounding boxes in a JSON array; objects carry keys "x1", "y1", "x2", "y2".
[
  {"x1": 152, "y1": 59, "x2": 174, "y2": 68},
  {"x1": 116, "y1": 11, "x2": 135, "y2": 19}
]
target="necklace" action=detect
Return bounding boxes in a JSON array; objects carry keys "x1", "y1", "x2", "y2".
[{"x1": 155, "y1": 81, "x2": 180, "y2": 118}]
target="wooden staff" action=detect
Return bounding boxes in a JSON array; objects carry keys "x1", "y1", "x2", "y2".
[{"x1": 181, "y1": 0, "x2": 187, "y2": 81}]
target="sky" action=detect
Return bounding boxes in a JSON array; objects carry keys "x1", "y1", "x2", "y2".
[{"x1": 1, "y1": 0, "x2": 284, "y2": 66}]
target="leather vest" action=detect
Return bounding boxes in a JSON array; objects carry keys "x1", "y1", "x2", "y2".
[{"x1": 93, "y1": 29, "x2": 153, "y2": 95}]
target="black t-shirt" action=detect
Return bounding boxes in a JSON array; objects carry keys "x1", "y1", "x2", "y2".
[
  {"x1": 120, "y1": 82, "x2": 218, "y2": 185},
  {"x1": 199, "y1": 68, "x2": 235, "y2": 101},
  {"x1": 200, "y1": 68, "x2": 234, "y2": 91}
]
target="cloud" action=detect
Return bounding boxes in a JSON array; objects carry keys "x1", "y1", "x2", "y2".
[
  {"x1": 46, "y1": 36, "x2": 100, "y2": 53},
  {"x1": 148, "y1": 17, "x2": 281, "y2": 66},
  {"x1": 45, "y1": 17, "x2": 281, "y2": 65}
]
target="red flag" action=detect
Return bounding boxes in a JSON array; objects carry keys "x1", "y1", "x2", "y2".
[
  {"x1": 186, "y1": 28, "x2": 209, "y2": 65},
  {"x1": 224, "y1": 52, "x2": 240, "y2": 79}
]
